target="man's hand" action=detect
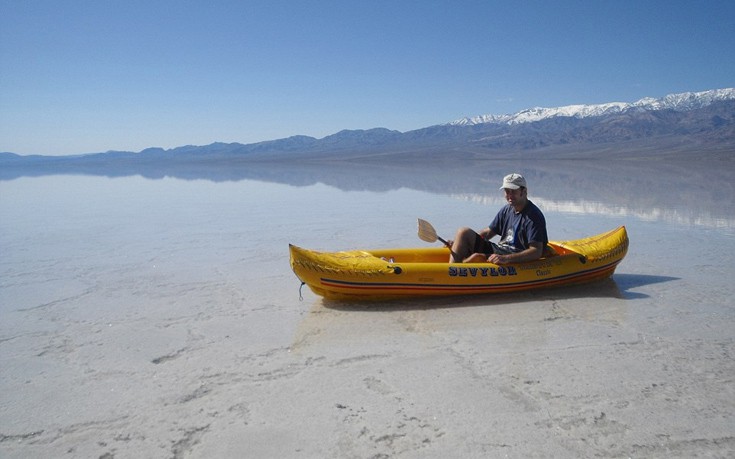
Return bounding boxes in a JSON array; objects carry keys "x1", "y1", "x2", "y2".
[
  {"x1": 488, "y1": 243, "x2": 544, "y2": 264},
  {"x1": 487, "y1": 253, "x2": 509, "y2": 264}
]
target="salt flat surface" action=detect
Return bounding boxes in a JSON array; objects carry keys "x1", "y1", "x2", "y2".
[{"x1": 1, "y1": 160, "x2": 733, "y2": 458}]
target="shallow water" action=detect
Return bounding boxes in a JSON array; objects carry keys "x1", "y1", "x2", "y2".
[{"x1": 1, "y1": 159, "x2": 734, "y2": 457}]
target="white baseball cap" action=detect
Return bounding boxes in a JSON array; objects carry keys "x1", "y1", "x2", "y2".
[{"x1": 500, "y1": 173, "x2": 527, "y2": 190}]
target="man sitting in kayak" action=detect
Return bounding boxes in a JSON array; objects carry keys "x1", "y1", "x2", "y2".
[{"x1": 448, "y1": 173, "x2": 548, "y2": 264}]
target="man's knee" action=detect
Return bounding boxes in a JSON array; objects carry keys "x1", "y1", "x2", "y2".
[{"x1": 455, "y1": 227, "x2": 475, "y2": 240}]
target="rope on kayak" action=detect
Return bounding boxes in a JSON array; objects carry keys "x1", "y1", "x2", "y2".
[{"x1": 298, "y1": 281, "x2": 305, "y2": 301}]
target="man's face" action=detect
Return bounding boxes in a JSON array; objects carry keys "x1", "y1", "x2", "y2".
[{"x1": 503, "y1": 187, "x2": 527, "y2": 207}]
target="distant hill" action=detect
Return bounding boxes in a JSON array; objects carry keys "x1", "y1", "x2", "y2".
[{"x1": 1, "y1": 88, "x2": 733, "y2": 169}]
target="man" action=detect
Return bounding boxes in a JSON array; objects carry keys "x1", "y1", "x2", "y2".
[{"x1": 449, "y1": 173, "x2": 548, "y2": 264}]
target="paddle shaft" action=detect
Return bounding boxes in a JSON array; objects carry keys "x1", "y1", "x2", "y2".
[{"x1": 417, "y1": 218, "x2": 461, "y2": 261}]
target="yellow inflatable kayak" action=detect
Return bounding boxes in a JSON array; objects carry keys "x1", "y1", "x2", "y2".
[{"x1": 290, "y1": 226, "x2": 628, "y2": 301}]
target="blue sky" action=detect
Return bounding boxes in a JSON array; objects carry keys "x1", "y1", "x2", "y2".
[{"x1": 1, "y1": 0, "x2": 734, "y2": 156}]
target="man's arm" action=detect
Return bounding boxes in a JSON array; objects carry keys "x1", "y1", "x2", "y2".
[{"x1": 479, "y1": 227, "x2": 496, "y2": 240}]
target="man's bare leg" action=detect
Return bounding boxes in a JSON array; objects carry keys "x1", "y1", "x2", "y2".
[{"x1": 450, "y1": 227, "x2": 479, "y2": 263}]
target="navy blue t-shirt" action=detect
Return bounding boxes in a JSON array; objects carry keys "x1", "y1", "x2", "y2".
[{"x1": 489, "y1": 200, "x2": 548, "y2": 252}]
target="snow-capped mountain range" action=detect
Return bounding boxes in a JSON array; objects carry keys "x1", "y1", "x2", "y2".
[
  {"x1": 2, "y1": 87, "x2": 734, "y2": 168},
  {"x1": 448, "y1": 88, "x2": 735, "y2": 126}
]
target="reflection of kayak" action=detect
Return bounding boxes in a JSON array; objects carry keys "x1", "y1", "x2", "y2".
[{"x1": 289, "y1": 226, "x2": 628, "y2": 301}]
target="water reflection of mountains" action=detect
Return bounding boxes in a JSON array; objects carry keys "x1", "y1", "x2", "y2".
[{"x1": 3, "y1": 157, "x2": 734, "y2": 230}]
